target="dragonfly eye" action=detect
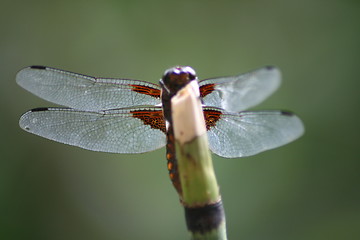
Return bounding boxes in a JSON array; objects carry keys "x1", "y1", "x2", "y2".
[
  {"x1": 161, "y1": 66, "x2": 198, "y2": 94},
  {"x1": 163, "y1": 66, "x2": 197, "y2": 79},
  {"x1": 182, "y1": 66, "x2": 197, "y2": 80},
  {"x1": 188, "y1": 72, "x2": 196, "y2": 80}
]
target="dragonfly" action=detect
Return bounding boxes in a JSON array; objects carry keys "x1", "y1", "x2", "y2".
[{"x1": 17, "y1": 65, "x2": 304, "y2": 194}]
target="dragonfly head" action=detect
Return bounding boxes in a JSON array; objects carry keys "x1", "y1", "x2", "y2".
[{"x1": 160, "y1": 66, "x2": 197, "y2": 95}]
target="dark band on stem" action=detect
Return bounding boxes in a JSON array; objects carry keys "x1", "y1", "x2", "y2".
[{"x1": 184, "y1": 201, "x2": 225, "y2": 234}]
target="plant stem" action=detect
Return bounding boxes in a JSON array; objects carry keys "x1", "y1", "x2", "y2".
[{"x1": 172, "y1": 81, "x2": 227, "y2": 240}]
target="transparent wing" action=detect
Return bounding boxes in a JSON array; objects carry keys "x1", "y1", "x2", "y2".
[
  {"x1": 199, "y1": 66, "x2": 281, "y2": 112},
  {"x1": 19, "y1": 107, "x2": 166, "y2": 153},
  {"x1": 205, "y1": 108, "x2": 304, "y2": 158},
  {"x1": 16, "y1": 66, "x2": 162, "y2": 111}
]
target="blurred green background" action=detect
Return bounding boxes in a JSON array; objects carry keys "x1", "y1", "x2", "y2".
[{"x1": 1, "y1": 0, "x2": 359, "y2": 239}]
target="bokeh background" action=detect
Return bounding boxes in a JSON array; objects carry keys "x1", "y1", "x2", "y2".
[{"x1": 1, "y1": 0, "x2": 359, "y2": 239}]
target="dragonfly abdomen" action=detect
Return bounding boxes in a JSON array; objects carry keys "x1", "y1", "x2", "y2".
[{"x1": 166, "y1": 124, "x2": 182, "y2": 195}]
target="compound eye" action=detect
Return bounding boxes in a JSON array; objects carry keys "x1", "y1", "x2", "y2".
[
  {"x1": 183, "y1": 66, "x2": 197, "y2": 80},
  {"x1": 188, "y1": 72, "x2": 196, "y2": 80}
]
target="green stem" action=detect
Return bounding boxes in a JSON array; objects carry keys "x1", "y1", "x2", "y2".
[{"x1": 172, "y1": 81, "x2": 227, "y2": 240}]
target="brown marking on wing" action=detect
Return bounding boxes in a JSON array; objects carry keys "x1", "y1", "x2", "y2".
[
  {"x1": 200, "y1": 83, "x2": 215, "y2": 98},
  {"x1": 204, "y1": 109, "x2": 222, "y2": 131},
  {"x1": 131, "y1": 110, "x2": 166, "y2": 133},
  {"x1": 130, "y1": 84, "x2": 161, "y2": 98}
]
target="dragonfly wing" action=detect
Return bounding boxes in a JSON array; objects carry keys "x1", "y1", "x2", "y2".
[
  {"x1": 16, "y1": 66, "x2": 162, "y2": 111},
  {"x1": 199, "y1": 66, "x2": 281, "y2": 112},
  {"x1": 205, "y1": 108, "x2": 304, "y2": 158},
  {"x1": 19, "y1": 107, "x2": 166, "y2": 153}
]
